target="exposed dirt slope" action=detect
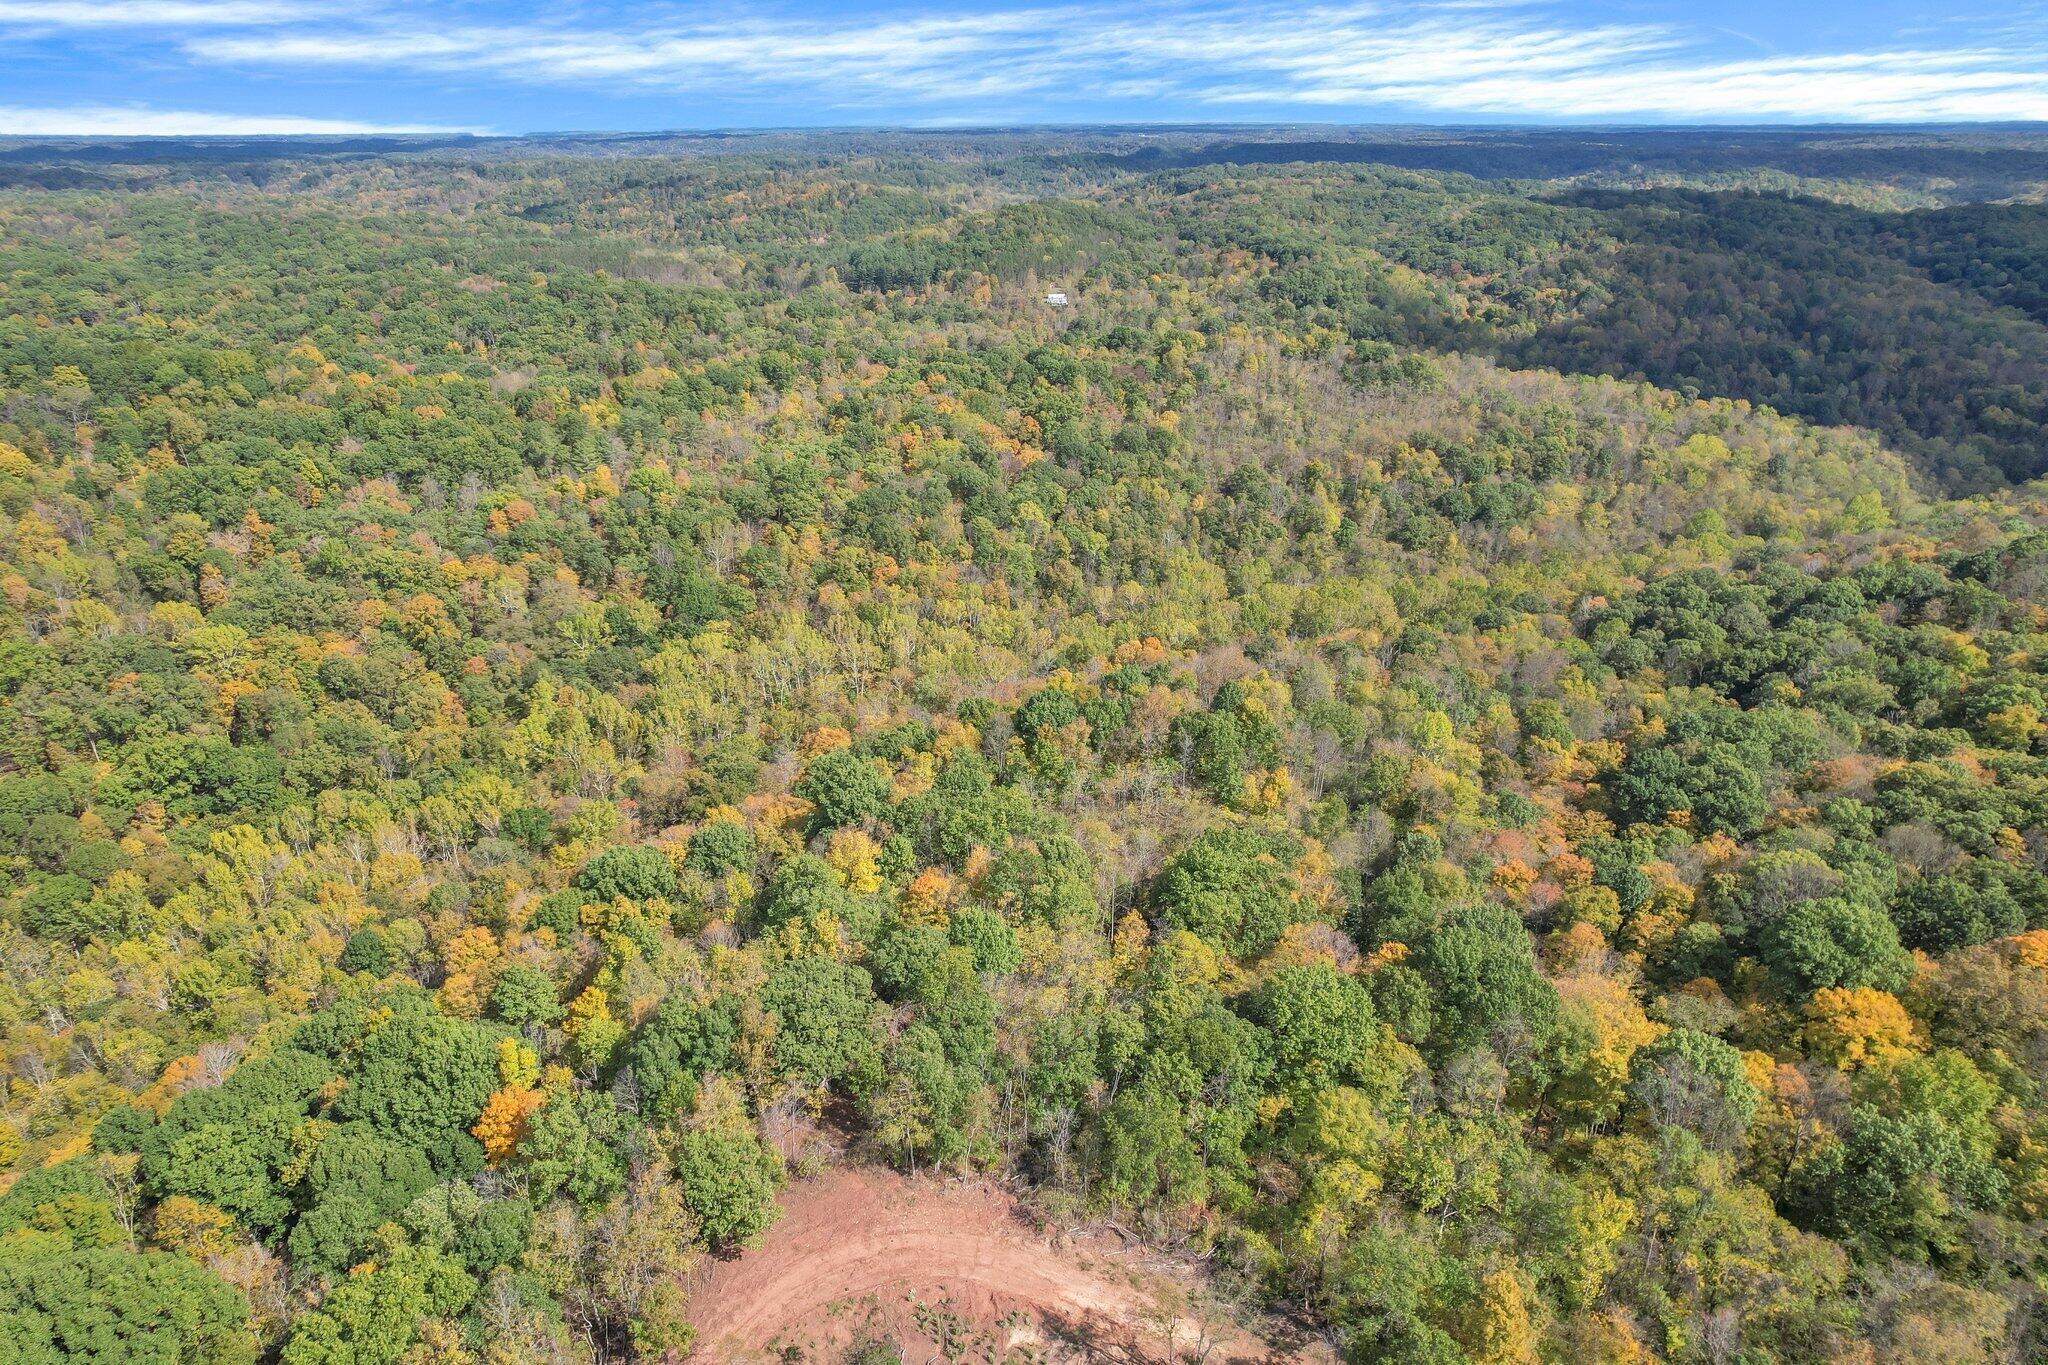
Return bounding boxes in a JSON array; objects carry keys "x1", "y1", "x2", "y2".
[{"x1": 681, "y1": 1165, "x2": 1329, "y2": 1362}]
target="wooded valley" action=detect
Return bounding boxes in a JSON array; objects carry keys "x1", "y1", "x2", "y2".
[{"x1": 1, "y1": 128, "x2": 2047, "y2": 1362}]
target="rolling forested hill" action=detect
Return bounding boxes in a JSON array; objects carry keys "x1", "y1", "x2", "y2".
[{"x1": 1, "y1": 129, "x2": 2048, "y2": 1363}]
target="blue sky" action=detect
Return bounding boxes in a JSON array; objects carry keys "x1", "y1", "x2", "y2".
[{"x1": 4, "y1": 1, "x2": 2048, "y2": 135}]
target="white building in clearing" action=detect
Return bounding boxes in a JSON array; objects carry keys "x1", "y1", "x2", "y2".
[{"x1": 1044, "y1": 291, "x2": 1069, "y2": 307}]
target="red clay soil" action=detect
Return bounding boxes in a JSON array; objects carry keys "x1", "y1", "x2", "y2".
[{"x1": 680, "y1": 1165, "x2": 1328, "y2": 1363}]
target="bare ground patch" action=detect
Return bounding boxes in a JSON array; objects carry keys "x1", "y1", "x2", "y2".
[{"x1": 680, "y1": 1165, "x2": 1331, "y2": 1363}]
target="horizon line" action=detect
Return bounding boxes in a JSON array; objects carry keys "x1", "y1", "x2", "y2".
[{"x1": 7, "y1": 118, "x2": 2048, "y2": 142}]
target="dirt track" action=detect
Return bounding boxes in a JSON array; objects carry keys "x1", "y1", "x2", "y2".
[{"x1": 681, "y1": 1166, "x2": 1326, "y2": 1362}]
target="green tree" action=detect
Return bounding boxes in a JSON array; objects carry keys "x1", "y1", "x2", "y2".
[
  {"x1": 1629, "y1": 1027, "x2": 1759, "y2": 1148},
  {"x1": 1099, "y1": 1081, "x2": 1204, "y2": 1211},
  {"x1": 331, "y1": 1005, "x2": 500, "y2": 1168},
  {"x1": 1608, "y1": 742, "x2": 1770, "y2": 838},
  {"x1": 1414, "y1": 902, "x2": 1560, "y2": 1056},
  {"x1": 1787, "y1": 1107, "x2": 2004, "y2": 1261},
  {"x1": 758, "y1": 956, "x2": 885, "y2": 1096},
  {"x1": 868, "y1": 1023, "x2": 978, "y2": 1171},
  {"x1": 1889, "y1": 874, "x2": 2025, "y2": 953},
  {"x1": 793, "y1": 747, "x2": 893, "y2": 832},
  {"x1": 671, "y1": 1079, "x2": 783, "y2": 1248},
  {"x1": 336, "y1": 928, "x2": 395, "y2": 976},
  {"x1": 288, "y1": 1125, "x2": 436, "y2": 1276},
  {"x1": 685, "y1": 818, "x2": 756, "y2": 876},
  {"x1": 1250, "y1": 962, "x2": 1382, "y2": 1094},
  {"x1": 1760, "y1": 897, "x2": 1911, "y2": 995},
  {"x1": 279, "y1": 1240, "x2": 473, "y2": 1365},
  {"x1": 520, "y1": 1088, "x2": 628, "y2": 1211},
  {"x1": 625, "y1": 994, "x2": 740, "y2": 1118},
  {"x1": 573, "y1": 846, "x2": 678, "y2": 902},
  {"x1": 0, "y1": 1248, "x2": 254, "y2": 1365},
  {"x1": 1152, "y1": 827, "x2": 1304, "y2": 958},
  {"x1": 488, "y1": 964, "x2": 563, "y2": 1030},
  {"x1": 947, "y1": 906, "x2": 1021, "y2": 975}
]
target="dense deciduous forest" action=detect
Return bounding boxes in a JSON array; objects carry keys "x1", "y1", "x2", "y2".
[{"x1": 2, "y1": 128, "x2": 2048, "y2": 1362}]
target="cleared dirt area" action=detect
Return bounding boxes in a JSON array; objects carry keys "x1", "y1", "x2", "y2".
[{"x1": 681, "y1": 1166, "x2": 1330, "y2": 1363}]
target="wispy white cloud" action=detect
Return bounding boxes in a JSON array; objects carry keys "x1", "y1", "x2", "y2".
[
  {"x1": 1199, "y1": 42, "x2": 2048, "y2": 121},
  {"x1": 191, "y1": 10, "x2": 1073, "y2": 104},
  {"x1": 177, "y1": 4, "x2": 1622, "y2": 111},
  {"x1": 0, "y1": 0, "x2": 323, "y2": 26},
  {"x1": 1096, "y1": 9, "x2": 1691, "y2": 107},
  {"x1": 0, "y1": 104, "x2": 485, "y2": 135},
  {"x1": 26, "y1": 1, "x2": 2048, "y2": 124}
]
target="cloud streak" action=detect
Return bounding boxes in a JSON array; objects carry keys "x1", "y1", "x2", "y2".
[
  {"x1": 189, "y1": 10, "x2": 1076, "y2": 105},
  {"x1": 16, "y1": 1, "x2": 2048, "y2": 126},
  {"x1": 0, "y1": 0, "x2": 323, "y2": 26},
  {"x1": 1195, "y1": 40, "x2": 2048, "y2": 122},
  {"x1": 0, "y1": 104, "x2": 485, "y2": 135}
]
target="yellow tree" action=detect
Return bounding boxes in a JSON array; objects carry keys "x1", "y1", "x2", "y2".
[{"x1": 1804, "y1": 987, "x2": 1921, "y2": 1071}]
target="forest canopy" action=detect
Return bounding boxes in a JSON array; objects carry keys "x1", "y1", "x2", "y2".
[{"x1": 1, "y1": 127, "x2": 2048, "y2": 1362}]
